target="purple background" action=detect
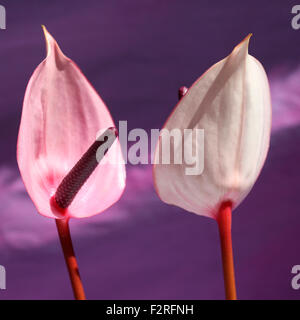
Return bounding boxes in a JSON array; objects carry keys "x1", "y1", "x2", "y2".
[{"x1": 0, "y1": 0, "x2": 300, "y2": 299}]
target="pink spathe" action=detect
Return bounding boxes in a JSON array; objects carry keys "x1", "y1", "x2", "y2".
[
  {"x1": 17, "y1": 26, "x2": 126, "y2": 219},
  {"x1": 153, "y1": 35, "x2": 272, "y2": 219}
]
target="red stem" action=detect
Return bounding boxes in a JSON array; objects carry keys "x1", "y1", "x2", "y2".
[
  {"x1": 217, "y1": 201, "x2": 237, "y2": 300},
  {"x1": 55, "y1": 218, "x2": 86, "y2": 300}
]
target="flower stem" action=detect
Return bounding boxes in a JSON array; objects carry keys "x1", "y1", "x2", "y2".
[
  {"x1": 217, "y1": 201, "x2": 237, "y2": 300},
  {"x1": 55, "y1": 218, "x2": 86, "y2": 300}
]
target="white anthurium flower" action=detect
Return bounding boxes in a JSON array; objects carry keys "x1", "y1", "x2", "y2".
[{"x1": 153, "y1": 34, "x2": 271, "y2": 220}]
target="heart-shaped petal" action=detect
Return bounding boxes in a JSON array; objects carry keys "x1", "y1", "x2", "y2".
[
  {"x1": 17, "y1": 26, "x2": 126, "y2": 219},
  {"x1": 153, "y1": 35, "x2": 271, "y2": 219}
]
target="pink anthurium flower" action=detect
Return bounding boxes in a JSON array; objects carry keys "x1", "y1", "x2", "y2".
[
  {"x1": 17, "y1": 26, "x2": 125, "y2": 219},
  {"x1": 17, "y1": 26, "x2": 126, "y2": 299},
  {"x1": 153, "y1": 35, "x2": 271, "y2": 299}
]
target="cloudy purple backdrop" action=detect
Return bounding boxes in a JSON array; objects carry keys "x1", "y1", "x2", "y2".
[{"x1": 0, "y1": 0, "x2": 299, "y2": 299}]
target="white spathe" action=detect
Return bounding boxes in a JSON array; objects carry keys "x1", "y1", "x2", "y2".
[{"x1": 153, "y1": 35, "x2": 271, "y2": 219}]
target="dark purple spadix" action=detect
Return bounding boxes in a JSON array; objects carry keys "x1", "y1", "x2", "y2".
[
  {"x1": 178, "y1": 86, "x2": 188, "y2": 100},
  {"x1": 53, "y1": 127, "x2": 118, "y2": 210}
]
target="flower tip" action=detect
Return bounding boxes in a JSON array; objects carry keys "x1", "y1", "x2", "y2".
[
  {"x1": 242, "y1": 33, "x2": 252, "y2": 48},
  {"x1": 41, "y1": 24, "x2": 47, "y2": 33},
  {"x1": 244, "y1": 33, "x2": 252, "y2": 41},
  {"x1": 41, "y1": 25, "x2": 53, "y2": 57},
  {"x1": 41, "y1": 24, "x2": 51, "y2": 42},
  {"x1": 41, "y1": 25, "x2": 61, "y2": 59},
  {"x1": 232, "y1": 33, "x2": 252, "y2": 57},
  {"x1": 242, "y1": 33, "x2": 252, "y2": 45}
]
